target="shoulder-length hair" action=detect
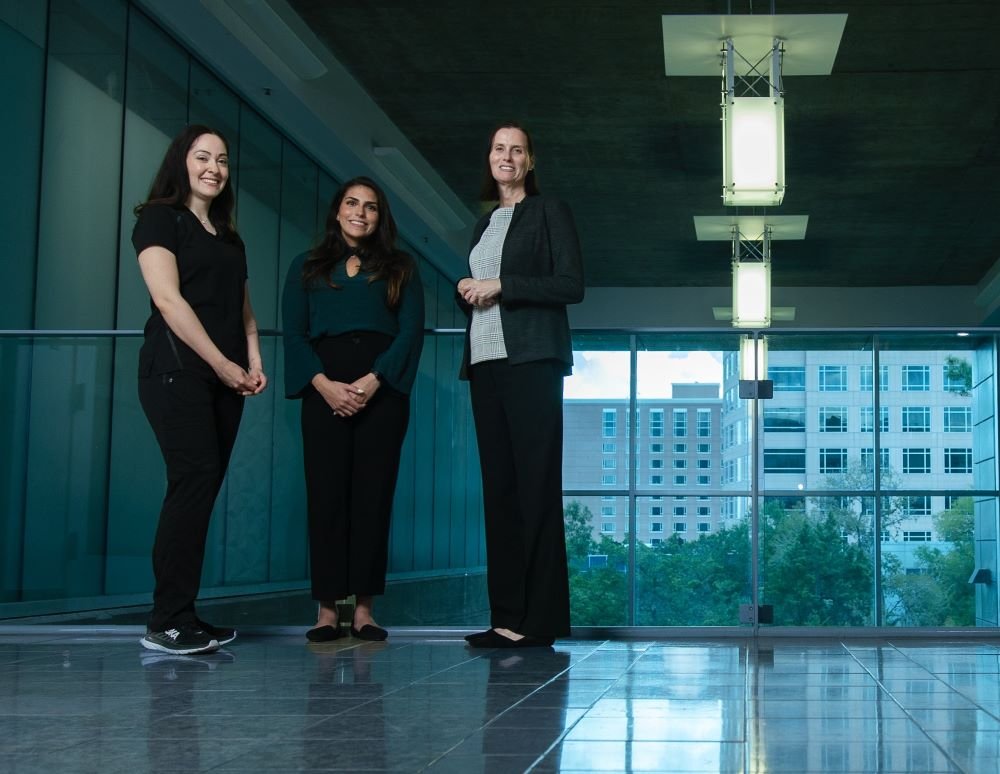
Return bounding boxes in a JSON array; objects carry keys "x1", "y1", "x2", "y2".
[
  {"x1": 134, "y1": 124, "x2": 239, "y2": 241},
  {"x1": 478, "y1": 121, "x2": 541, "y2": 202},
  {"x1": 302, "y1": 176, "x2": 413, "y2": 308}
]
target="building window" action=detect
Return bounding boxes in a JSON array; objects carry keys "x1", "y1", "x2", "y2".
[
  {"x1": 650, "y1": 474, "x2": 664, "y2": 485},
  {"x1": 673, "y1": 459, "x2": 687, "y2": 469},
  {"x1": 860, "y1": 406, "x2": 889, "y2": 433},
  {"x1": 943, "y1": 407, "x2": 972, "y2": 433},
  {"x1": 944, "y1": 448, "x2": 972, "y2": 474},
  {"x1": 602, "y1": 458, "x2": 616, "y2": 469},
  {"x1": 674, "y1": 495, "x2": 686, "y2": 500},
  {"x1": 904, "y1": 496, "x2": 931, "y2": 516},
  {"x1": 602, "y1": 495, "x2": 616, "y2": 501},
  {"x1": 674, "y1": 475, "x2": 687, "y2": 485},
  {"x1": 650, "y1": 522, "x2": 664, "y2": 533},
  {"x1": 601, "y1": 522, "x2": 615, "y2": 534},
  {"x1": 697, "y1": 459, "x2": 711, "y2": 469},
  {"x1": 650, "y1": 538, "x2": 662, "y2": 546},
  {"x1": 673, "y1": 506, "x2": 686, "y2": 516},
  {"x1": 902, "y1": 448, "x2": 931, "y2": 474},
  {"x1": 819, "y1": 365, "x2": 848, "y2": 392},
  {"x1": 649, "y1": 409, "x2": 664, "y2": 438},
  {"x1": 672, "y1": 442, "x2": 686, "y2": 453},
  {"x1": 860, "y1": 447, "x2": 890, "y2": 471},
  {"x1": 602, "y1": 409, "x2": 617, "y2": 438},
  {"x1": 944, "y1": 495, "x2": 962, "y2": 510},
  {"x1": 650, "y1": 442, "x2": 664, "y2": 454},
  {"x1": 697, "y1": 522, "x2": 711, "y2": 533},
  {"x1": 602, "y1": 442, "x2": 616, "y2": 454},
  {"x1": 902, "y1": 406, "x2": 931, "y2": 433},
  {"x1": 601, "y1": 474, "x2": 616, "y2": 485},
  {"x1": 769, "y1": 365, "x2": 805, "y2": 391},
  {"x1": 819, "y1": 448, "x2": 847, "y2": 474},
  {"x1": 903, "y1": 531, "x2": 932, "y2": 542},
  {"x1": 902, "y1": 365, "x2": 930, "y2": 391},
  {"x1": 819, "y1": 407, "x2": 848, "y2": 433},
  {"x1": 650, "y1": 459, "x2": 664, "y2": 469},
  {"x1": 697, "y1": 474, "x2": 711, "y2": 486},
  {"x1": 860, "y1": 364, "x2": 890, "y2": 392},
  {"x1": 650, "y1": 506, "x2": 663, "y2": 516},
  {"x1": 673, "y1": 409, "x2": 688, "y2": 438},
  {"x1": 697, "y1": 443, "x2": 711, "y2": 454},
  {"x1": 697, "y1": 409, "x2": 712, "y2": 437},
  {"x1": 601, "y1": 506, "x2": 616, "y2": 517},
  {"x1": 697, "y1": 506, "x2": 710, "y2": 516},
  {"x1": 943, "y1": 364, "x2": 969, "y2": 393},
  {"x1": 763, "y1": 407, "x2": 805, "y2": 433},
  {"x1": 673, "y1": 522, "x2": 687, "y2": 533},
  {"x1": 763, "y1": 449, "x2": 806, "y2": 473}
]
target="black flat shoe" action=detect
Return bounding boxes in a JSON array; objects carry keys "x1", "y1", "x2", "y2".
[
  {"x1": 305, "y1": 624, "x2": 343, "y2": 643},
  {"x1": 350, "y1": 624, "x2": 388, "y2": 641},
  {"x1": 466, "y1": 630, "x2": 554, "y2": 649},
  {"x1": 464, "y1": 629, "x2": 494, "y2": 643}
]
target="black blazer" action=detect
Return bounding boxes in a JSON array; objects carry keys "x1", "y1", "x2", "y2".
[{"x1": 458, "y1": 195, "x2": 585, "y2": 379}]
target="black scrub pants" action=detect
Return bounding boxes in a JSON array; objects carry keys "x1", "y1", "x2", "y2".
[
  {"x1": 301, "y1": 332, "x2": 410, "y2": 601},
  {"x1": 138, "y1": 369, "x2": 244, "y2": 633},
  {"x1": 469, "y1": 358, "x2": 571, "y2": 639}
]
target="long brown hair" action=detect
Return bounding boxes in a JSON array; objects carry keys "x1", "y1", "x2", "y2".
[
  {"x1": 302, "y1": 176, "x2": 413, "y2": 308},
  {"x1": 135, "y1": 124, "x2": 239, "y2": 243},
  {"x1": 478, "y1": 121, "x2": 541, "y2": 202}
]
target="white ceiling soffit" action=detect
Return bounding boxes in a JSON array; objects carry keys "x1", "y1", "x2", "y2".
[{"x1": 662, "y1": 14, "x2": 848, "y2": 77}]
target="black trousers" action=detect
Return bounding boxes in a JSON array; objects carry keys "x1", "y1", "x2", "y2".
[
  {"x1": 301, "y1": 332, "x2": 410, "y2": 600},
  {"x1": 469, "y1": 358, "x2": 571, "y2": 639},
  {"x1": 138, "y1": 370, "x2": 244, "y2": 632}
]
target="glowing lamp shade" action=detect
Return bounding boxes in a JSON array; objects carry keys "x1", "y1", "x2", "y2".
[
  {"x1": 739, "y1": 335, "x2": 768, "y2": 381},
  {"x1": 723, "y1": 96, "x2": 785, "y2": 206},
  {"x1": 732, "y1": 260, "x2": 771, "y2": 328}
]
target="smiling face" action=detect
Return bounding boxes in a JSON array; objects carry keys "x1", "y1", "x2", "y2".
[
  {"x1": 489, "y1": 127, "x2": 534, "y2": 191},
  {"x1": 336, "y1": 184, "x2": 380, "y2": 246},
  {"x1": 185, "y1": 133, "x2": 229, "y2": 206}
]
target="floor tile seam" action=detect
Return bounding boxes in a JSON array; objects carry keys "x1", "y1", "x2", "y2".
[
  {"x1": 842, "y1": 644, "x2": 971, "y2": 774},
  {"x1": 418, "y1": 645, "x2": 628, "y2": 773}
]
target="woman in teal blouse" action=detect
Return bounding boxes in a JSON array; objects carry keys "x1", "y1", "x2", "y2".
[{"x1": 282, "y1": 176, "x2": 424, "y2": 642}]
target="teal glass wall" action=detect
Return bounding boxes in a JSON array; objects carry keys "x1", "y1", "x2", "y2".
[{"x1": 0, "y1": 0, "x2": 483, "y2": 616}]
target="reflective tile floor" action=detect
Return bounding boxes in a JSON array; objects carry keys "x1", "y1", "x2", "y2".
[{"x1": 2, "y1": 631, "x2": 1000, "y2": 772}]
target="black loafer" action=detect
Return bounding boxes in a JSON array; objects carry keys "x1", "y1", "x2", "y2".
[
  {"x1": 305, "y1": 624, "x2": 343, "y2": 643},
  {"x1": 466, "y1": 630, "x2": 554, "y2": 649},
  {"x1": 350, "y1": 624, "x2": 389, "y2": 641},
  {"x1": 464, "y1": 629, "x2": 494, "y2": 643}
]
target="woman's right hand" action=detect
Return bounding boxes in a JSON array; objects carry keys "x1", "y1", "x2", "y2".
[
  {"x1": 311, "y1": 374, "x2": 368, "y2": 417},
  {"x1": 215, "y1": 359, "x2": 260, "y2": 394}
]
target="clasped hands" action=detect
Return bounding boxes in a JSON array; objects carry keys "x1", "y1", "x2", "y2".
[
  {"x1": 217, "y1": 360, "x2": 268, "y2": 396},
  {"x1": 458, "y1": 278, "x2": 501, "y2": 308},
  {"x1": 313, "y1": 372, "x2": 381, "y2": 417}
]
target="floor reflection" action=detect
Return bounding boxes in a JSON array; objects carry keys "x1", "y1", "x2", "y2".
[{"x1": 0, "y1": 632, "x2": 997, "y2": 772}]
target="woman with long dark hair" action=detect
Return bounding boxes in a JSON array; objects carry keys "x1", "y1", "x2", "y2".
[
  {"x1": 282, "y1": 176, "x2": 424, "y2": 642},
  {"x1": 134, "y1": 124, "x2": 267, "y2": 655}
]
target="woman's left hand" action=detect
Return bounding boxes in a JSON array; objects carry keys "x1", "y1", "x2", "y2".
[
  {"x1": 458, "y1": 278, "x2": 501, "y2": 308},
  {"x1": 242, "y1": 366, "x2": 268, "y2": 396}
]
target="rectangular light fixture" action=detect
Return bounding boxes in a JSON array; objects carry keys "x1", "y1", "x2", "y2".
[
  {"x1": 732, "y1": 259, "x2": 771, "y2": 328},
  {"x1": 723, "y1": 96, "x2": 785, "y2": 205},
  {"x1": 739, "y1": 335, "x2": 768, "y2": 381},
  {"x1": 722, "y1": 37, "x2": 785, "y2": 206}
]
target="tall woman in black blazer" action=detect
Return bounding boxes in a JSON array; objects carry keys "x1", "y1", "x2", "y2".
[{"x1": 458, "y1": 122, "x2": 584, "y2": 648}]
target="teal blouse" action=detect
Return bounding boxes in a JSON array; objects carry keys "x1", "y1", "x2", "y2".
[{"x1": 281, "y1": 251, "x2": 425, "y2": 398}]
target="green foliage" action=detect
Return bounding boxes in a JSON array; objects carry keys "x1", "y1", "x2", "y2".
[
  {"x1": 884, "y1": 498, "x2": 974, "y2": 626},
  {"x1": 563, "y1": 494, "x2": 975, "y2": 628},
  {"x1": 944, "y1": 355, "x2": 973, "y2": 397}
]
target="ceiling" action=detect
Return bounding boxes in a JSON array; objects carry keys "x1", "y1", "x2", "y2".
[{"x1": 286, "y1": 0, "x2": 1000, "y2": 290}]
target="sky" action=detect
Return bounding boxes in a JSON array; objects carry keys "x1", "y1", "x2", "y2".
[{"x1": 566, "y1": 350, "x2": 724, "y2": 399}]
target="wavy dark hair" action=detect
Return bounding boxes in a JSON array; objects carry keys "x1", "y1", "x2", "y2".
[
  {"x1": 134, "y1": 124, "x2": 238, "y2": 241},
  {"x1": 478, "y1": 121, "x2": 541, "y2": 202},
  {"x1": 302, "y1": 176, "x2": 413, "y2": 308}
]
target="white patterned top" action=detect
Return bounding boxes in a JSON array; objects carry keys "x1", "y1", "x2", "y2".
[{"x1": 469, "y1": 206, "x2": 513, "y2": 365}]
